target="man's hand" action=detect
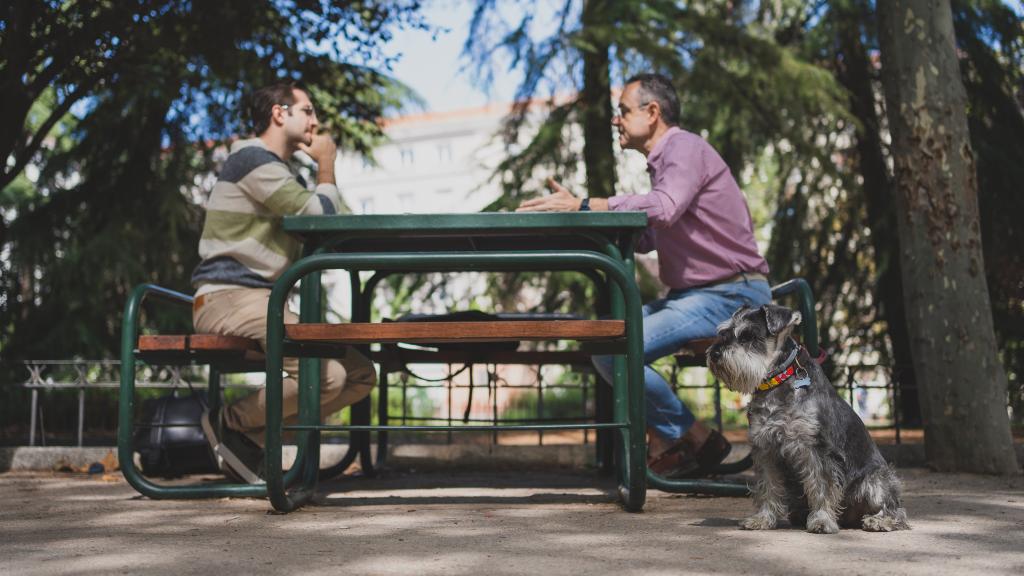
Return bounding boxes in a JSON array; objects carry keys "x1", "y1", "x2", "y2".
[
  {"x1": 516, "y1": 177, "x2": 583, "y2": 212},
  {"x1": 298, "y1": 133, "x2": 338, "y2": 166},
  {"x1": 299, "y1": 133, "x2": 337, "y2": 185}
]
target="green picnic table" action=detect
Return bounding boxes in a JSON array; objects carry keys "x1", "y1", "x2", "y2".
[{"x1": 119, "y1": 211, "x2": 750, "y2": 512}]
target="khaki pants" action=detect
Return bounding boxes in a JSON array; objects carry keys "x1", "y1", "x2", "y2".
[{"x1": 193, "y1": 288, "x2": 376, "y2": 447}]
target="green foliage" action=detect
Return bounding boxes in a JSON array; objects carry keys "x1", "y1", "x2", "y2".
[
  {"x1": 0, "y1": 1, "x2": 429, "y2": 435},
  {"x1": 765, "y1": 0, "x2": 1024, "y2": 408},
  {"x1": 484, "y1": 100, "x2": 580, "y2": 212},
  {"x1": 464, "y1": 0, "x2": 1023, "y2": 424},
  {"x1": 501, "y1": 385, "x2": 586, "y2": 422},
  {"x1": 464, "y1": 0, "x2": 860, "y2": 339}
]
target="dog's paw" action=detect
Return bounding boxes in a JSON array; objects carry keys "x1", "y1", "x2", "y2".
[
  {"x1": 806, "y1": 511, "x2": 839, "y2": 534},
  {"x1": 739, "y1": 513, "x2": 777, "y2": 530},
  {"x1": 861, "y1": 509, "x2": 911, "y2": 532}
]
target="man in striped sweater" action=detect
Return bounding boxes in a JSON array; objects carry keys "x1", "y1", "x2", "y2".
[{"x1": 192, "y1": 82, "x2": 376, "y2": 483}]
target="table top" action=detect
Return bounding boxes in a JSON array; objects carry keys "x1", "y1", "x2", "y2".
[{"x1": 283, "y1": 212, "x2": 647, "y2": 237}]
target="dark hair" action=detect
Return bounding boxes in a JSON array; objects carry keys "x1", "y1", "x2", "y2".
[
  {"x1": 624, "y1": 73, "x2": 680, "y2": 127},
  {"x1": 248, "y1": 82, "x2": 307, "y2": 135}
]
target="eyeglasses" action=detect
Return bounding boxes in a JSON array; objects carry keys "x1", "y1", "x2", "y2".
[
  {"x1": 616, "y1": 101, "x2": 651, "y2": 118},
  {"x1": 279, "y1": 104, "x2": 316, "y2": 117}
]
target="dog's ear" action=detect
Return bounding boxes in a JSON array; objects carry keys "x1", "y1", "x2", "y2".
[
  {"x1": 763, "y1": 304, "x2": 801, "y2": 337},
  {"x1": 718, "y1": 305, "x2": 750, "y2": 332}
]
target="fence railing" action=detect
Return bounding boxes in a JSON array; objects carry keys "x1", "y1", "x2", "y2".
[
  {"x1": 17, "y1": 355, "x2": 914, "y2": 448},
  {"x1": 19, "y1": 360, "x2": 259, "y2": 447}
]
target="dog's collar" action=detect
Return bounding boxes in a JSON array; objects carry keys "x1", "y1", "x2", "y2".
[{"x1": 757, "y1": 343, "x2": 811, "y2": 393}]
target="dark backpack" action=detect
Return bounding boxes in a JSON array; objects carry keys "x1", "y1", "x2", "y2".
[{"x1": 133, "y1": 390, "x2": 219, "y2": 477}]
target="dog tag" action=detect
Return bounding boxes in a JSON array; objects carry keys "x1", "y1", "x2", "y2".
[{"x1": 792, "y1": 368, "x2": 811, "y2": 389}]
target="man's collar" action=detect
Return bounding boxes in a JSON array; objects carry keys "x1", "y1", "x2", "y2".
[
  {"x1": 646, "y1": 126, "x2": 682, "y2": 164},
  {"x1": 230, "y1": 136, "x2": 287, "y2": 163}
]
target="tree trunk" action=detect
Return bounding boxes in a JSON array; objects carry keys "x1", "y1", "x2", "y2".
[
  {"x1": 833, "y1": 1, "x2": 921, "y2": 427},
  {"x1": 579, "y1": 0, "x2": 616, "y2": 199},
  {"x1": 877, "y1": 0, "x2": 1018, "y2": 474}
]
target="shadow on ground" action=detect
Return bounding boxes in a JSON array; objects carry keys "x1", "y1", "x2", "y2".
[{"x1": 1, "y1": 467, "x2": 1021, "y2": 576}]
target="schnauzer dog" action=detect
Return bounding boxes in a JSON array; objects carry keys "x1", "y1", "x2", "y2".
[{"x1": 707, "y1": 304, "x2": 910, "y2": 534}]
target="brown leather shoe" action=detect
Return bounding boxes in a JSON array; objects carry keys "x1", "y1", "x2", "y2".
[
  {"x1": 649, "y1": 429, "x2": 733, "y2": 480},
  {"x1": 647, "y1": 440, "x2": 699, "y2": 478}
]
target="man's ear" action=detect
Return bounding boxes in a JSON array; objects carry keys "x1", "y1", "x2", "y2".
[
  {"x1": 763, "y1": 304, "x2": 801, "y2": 337},
  {"x1": 646, "y1": 100, "x2": 662, "y2": 127},
  {"x1": 270, "y1": 104, "x2": 286, "y2": 127}
]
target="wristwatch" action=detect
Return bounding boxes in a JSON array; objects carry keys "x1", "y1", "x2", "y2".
[{"x1": 578, "y1": 197, "x2": 591, "y2": 211}]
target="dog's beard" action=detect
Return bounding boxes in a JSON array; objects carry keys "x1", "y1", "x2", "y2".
[{"x1": 708, "y1": 346, "x2": 773, "y2": 395}]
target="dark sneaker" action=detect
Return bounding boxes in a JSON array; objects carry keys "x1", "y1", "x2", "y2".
[{"x1": 201, "y1": 408, "x2": 265, "y2": 484}]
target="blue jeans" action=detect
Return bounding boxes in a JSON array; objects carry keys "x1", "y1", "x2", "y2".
[{"x1": 593, "y1": 278, "x2": 772, "y2": 442}]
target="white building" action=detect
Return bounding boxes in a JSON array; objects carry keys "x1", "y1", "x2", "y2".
[
  {"x1": 323, "y1": 100, "x2": 653, "y2": 318},
  {"x1": 336, "y1": 103, "x2": 515, "y2": 215}
]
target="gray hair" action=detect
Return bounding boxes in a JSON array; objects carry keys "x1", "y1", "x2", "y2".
[{"x1": 625, "y1": 73, "x2": 680, "y2": 127}]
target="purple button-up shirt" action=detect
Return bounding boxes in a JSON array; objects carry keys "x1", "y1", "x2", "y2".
[{"x1": 607, "y1": 127, "x2": 769, "y2": 290}]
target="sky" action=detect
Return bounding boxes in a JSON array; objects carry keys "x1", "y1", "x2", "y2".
[
  {"x1": 384, "y1": 0, "x2": 1024, "y2": 115},
  {"x1": 384, "y1": 0, "x2": 522, "y2": 114}
]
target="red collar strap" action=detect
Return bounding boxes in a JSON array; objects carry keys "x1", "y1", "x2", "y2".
[{"x1": 757, "y1": 344, "x2": 811, "y2": 393}]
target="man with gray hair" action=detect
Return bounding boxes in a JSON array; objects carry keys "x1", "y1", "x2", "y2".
[{"x1": 518, "y1": 73, "x2": 771, "y2": 478}]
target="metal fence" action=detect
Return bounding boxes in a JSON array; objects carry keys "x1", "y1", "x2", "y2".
[
  {"x1": 375, "y1": 354, "x2": 601, "y2": 446},
  {"x1": 19, "y1": 360, "x2": 259, "y2": 447},
  {"x1": 18, "y1": 354, "x2": 911, "y2": 447}
]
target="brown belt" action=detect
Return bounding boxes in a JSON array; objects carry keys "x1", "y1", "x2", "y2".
[{"x1": 687, "y1": 272, "x2": 767, "y2": 291}]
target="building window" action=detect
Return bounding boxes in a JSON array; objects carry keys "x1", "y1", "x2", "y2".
[
  {"x1": 360, "y1": 198, "x2": 375, "y2": 214},
  {"x1": 437, "y1": 143, "x2": 453, "y2": 163},
  {"x1": 398, "y1": 192, "x2": 414, "y2": 212},
  {"x1": 399, "y1": 147, "x2": 415, "y2": 166}
]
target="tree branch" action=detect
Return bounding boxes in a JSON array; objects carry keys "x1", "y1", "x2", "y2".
[{"x1": 0, "y1": 77, "x2": 98, "y2": 191}]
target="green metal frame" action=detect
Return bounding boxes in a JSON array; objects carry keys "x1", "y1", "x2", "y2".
[
  {"x1": 290, "y1": 214, "x2": 641, "y2": 482},
  {"x1": 119, "y1": 213, "x2": 814, "y2": 509},
  {"x1": 118, "y1": 213, "x2": 651, "y2": 508},
  {"x1": 262, "y1": 250, "x2": 647, "y2": 512},
  {"x1": 118, "y1": 284, "x2": 271, "y2": 498},
  {"x1": 118, "y1": 283, "x2": 328, "y2": 499},
  {"x1": 768, "y1": 278, "x2": 819, "y2": 356},
  {"x1": 360, "y1": 267, "x2": 613, "y2": 473}
]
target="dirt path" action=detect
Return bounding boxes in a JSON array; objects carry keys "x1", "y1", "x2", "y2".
[{"x1": 1, "y1": 467, "x2": 1022, "y2": 575}]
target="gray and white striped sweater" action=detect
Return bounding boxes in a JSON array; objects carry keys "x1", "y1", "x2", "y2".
[{"x1": 191, "y1": 138, "x2": 348, "y2": 295}]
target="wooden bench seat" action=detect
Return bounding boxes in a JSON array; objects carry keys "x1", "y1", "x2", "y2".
[
  {"x1": 285, "y1": 320, "x2": 625, "y2": 345},
  {"x1": 136, "y1": 320, "x2": 623, "y2": 366},
  {"x1": 136, "y1": 334, "x2": 265, "y2": 369}
]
